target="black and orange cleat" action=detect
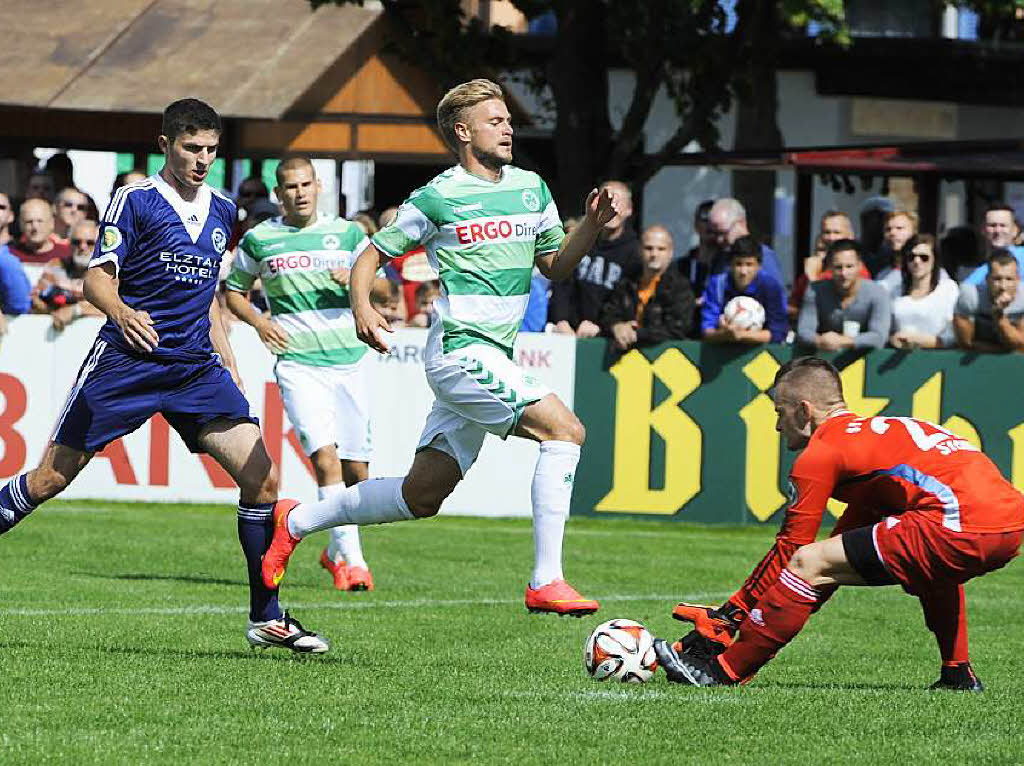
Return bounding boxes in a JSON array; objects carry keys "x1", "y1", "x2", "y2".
[{"x1": 929, "y1": 662, "x2": 984, "y2": 692}]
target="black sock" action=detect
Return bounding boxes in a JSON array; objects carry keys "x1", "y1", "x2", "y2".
[{"x1": 237, "y1": 502, "x2": 282, "y2": 622}]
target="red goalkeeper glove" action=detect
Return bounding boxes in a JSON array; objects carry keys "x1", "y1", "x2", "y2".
[{"x1": 671, "y1": 601, "x2": 745, "y2": 657}]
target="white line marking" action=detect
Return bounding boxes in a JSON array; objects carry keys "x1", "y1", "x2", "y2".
[{"x1": 0, "y1": 592, "x2": 729, "y2": 618}]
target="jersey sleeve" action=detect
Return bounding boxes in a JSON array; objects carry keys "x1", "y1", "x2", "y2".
[
  {"x1": 91, "y1": 188, "x2": 139, "y2": 274},
  {"x1": 535, "y1": 179, "x2": 565, "y2": 255},
  {"x1": 224, "y1": 233, "x2": 259, "y2": 292},
  {"x1": 729, "y1": 439, "x2": 843, "y2": 613},
  {"x1": 372, "y1": 189, "x2": 440, "y2": 258}
]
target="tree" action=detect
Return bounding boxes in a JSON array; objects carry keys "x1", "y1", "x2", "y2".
[{"x1": 313, "y1": 0, "x2": 845, "y2": 221}]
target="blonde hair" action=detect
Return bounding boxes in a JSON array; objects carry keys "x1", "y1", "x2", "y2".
[
  {"x1": 884, "y1": 209, "x2": 918, "y2": 232},
  {"x1": 436, "y1": 78, "x2": 505, "y2": 153}
]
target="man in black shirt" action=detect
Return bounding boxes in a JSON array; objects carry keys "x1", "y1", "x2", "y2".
[{"x1": 549, "y1": 180, "x2": 640, "y2": 337}]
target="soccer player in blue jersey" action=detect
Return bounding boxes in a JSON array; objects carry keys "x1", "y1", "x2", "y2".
[{"x1": 0, "y1": 99, "x2": 327, "y2": 654}]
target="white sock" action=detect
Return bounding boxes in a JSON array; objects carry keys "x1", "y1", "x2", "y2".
[
  {"x1": 530, "y1": 440, "x2": 580, "y2": 590},
  {"x1": 289, "y1": 477, "x2": 413, "y2": 538},
  {"x1": 320, "y1": 484, "x2": 368, "y2": 569}
]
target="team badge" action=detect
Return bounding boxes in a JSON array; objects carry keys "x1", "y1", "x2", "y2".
[
  {"x1": 211, "y1": 227, "x2": 227, "y2": 253},
  {"x1": 786, "y1": 479, "x2": 798, "y2": 506},
  {"x1": 322, "y1": 234, "x2": 341, "y2": 250},
  {"x1": 521, "y1": 189, "x2": 540, "y2": 212},
  {"x1": 101, "y1": 226, "x2": 122, "y2": 252}
]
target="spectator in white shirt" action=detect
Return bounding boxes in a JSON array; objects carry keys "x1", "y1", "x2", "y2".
[{"x1": 889, "y1": 234, "x2": 958, "y2": 350}]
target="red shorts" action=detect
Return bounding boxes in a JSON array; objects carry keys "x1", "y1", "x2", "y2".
[{"x1": 872, "y1": 514, "x2": 1022, "y2": 595}]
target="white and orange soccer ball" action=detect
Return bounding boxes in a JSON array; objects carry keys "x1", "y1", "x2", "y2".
[
  {"x1": 583, "y1": 618, "x2": 658, "y2": 683},
  {"x1": 722, "y1": 295, "x2": 765, "y2": 331}
]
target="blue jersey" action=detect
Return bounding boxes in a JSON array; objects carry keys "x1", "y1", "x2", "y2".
[{"x1": 91, "y1": 173, "x2": 235, "y2": 361}]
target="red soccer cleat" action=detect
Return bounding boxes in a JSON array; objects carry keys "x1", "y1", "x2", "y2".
[
  {"x1": 261, "y1": 499, "x2": 303, "y2": 589},
  {"x1": 524, "y1": 579, "x2": 599, "y2": 617},
  {"x1": 319, "y1": 548, "x2": 350, "y2": 590}
]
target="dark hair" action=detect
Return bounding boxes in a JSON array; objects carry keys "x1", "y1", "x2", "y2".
[
  {"x1": 111, "y1": 169, "x2": 147, "y2": 194},
  {"x1": 985, "y1": 203, "x2": 1017, "y2": 220},
  {"x1": 274, "y1": 157, "x2": 315, "y2": 186},
  {"x1": 161, "y1": 98, "x2": 221, "y2": 142},
  {"x1": 940, "y1": 226, "x2": 982, "y2": 272},
  {"x1": 989, "y1": 247, "x2": 1019, "y2": 272},
  {"x1": 899, "y1": 233, "x2": 939, "y2": 296},
  {"x1": 694, "y1": 199, "x2": 714, "y2": 224},
  {"x1": 729, "y1": 235, "x2": 761, "y2": 262},
  {"x1": 415, "y1": 280, "x2": 441, "y2": 301},
  {"x1": 772, "y1": 356, "x2": 844, "y2": 403},
  {"x1": 825, "y1": 238, "x2": 862, "y2": 267}
]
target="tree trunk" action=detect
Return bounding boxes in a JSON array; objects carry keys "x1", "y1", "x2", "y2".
[
  {"x1": 547, "y1": 0, "x2": 612, "y2": 216},
  {"x1": 732, "y1": 0, "x2": 784, "y2": 245}
]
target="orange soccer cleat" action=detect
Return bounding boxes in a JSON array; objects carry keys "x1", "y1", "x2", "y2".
[
  {"x1": 319, "y1": 548, "x2": 350, "y2": 590},
  {"x1": 524, "y1": 579, "x2": 599, "y2": 617},
  {"x1": 345, "y1": 565, "x2": 375, "y2": 592},
  {"x1": 261, "y1": 499, "x2": 303, "y2": 589}
]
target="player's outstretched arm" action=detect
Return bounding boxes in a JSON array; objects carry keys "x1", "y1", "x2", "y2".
[
  {"x1": 84, "y1": 263, "x2": 159, "y2": 353},
  {"x1": 350, "y1": 242, "x2": 392, "y2": 354},
  {"x1": 537, "y1": 187, "x2": 620, "y2": 281},
  {"x1": 224, "y1": 288, "x2": 290, "y2": 354}
]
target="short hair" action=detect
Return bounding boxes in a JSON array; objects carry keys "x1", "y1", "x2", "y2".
[
  {"x1": 825, "y1": 238, "x2": 863, "y2": 265},
  {"x1": 985, "y1": 203, "x2": 1017, "y2": 220},
  {"x1": 729, "y1": 234, "x2": 761, "y2": 262},
  {"x1": 274, "y1": 157, "x2": 314, "y2": 186},
  {"x1": 772, "y1": 356, "x2": 845, "y2": 408},
  {"x1": 642, "y1": 224, "x2": 672, "y2": 244},
  {"x1": 436, "y1": 79, "x2": 505, "y2": 153},
  {"x1": 694, "y1": 199, "x2": 714, "y2": 224},
  {"x1": 600, "y1": 179, "x2": 632, "y2": 201},
  {"x1": 416, "y1": 280, "x2": 441, "y2": 301},
  {"x1": 884, "y1": 209, "x2": 918, "y2": 231},
  {"x1": 820, "y1": 209, "x2": 851, "y2": 226},
  {"x1": 710, "y1": 198, "x2": 746, "y2": 226},
  {"x1": 989, "y1": 247, "x2": 1019, "y2": 272},
  {"x1": 899, "y1": 233, "x2": 939, "y2": 295},
  {"x1": 161, "y1": 98, "x2": 221, "y2": 143}
]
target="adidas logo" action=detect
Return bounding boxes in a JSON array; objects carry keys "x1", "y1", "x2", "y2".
[{"x1": 188, "y1": 214, "x2": 199, "y2": 224}]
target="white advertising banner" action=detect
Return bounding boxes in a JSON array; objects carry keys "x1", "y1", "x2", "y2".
[{"x1": 0, "y1": 317, "x2": 576, "y2": 518}]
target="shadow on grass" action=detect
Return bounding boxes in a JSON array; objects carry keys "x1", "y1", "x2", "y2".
[
  {"x1": 74, "y1": 571, "x2": 242, "y2": 587},
  {"x1": 0, "y1": 639, "x2": 361, "y2": 666},
  {"x1": 761, "y1": 680, "x2": 920, "y2": 692}
]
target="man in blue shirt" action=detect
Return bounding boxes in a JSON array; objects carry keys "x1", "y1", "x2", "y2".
[
  {"x1": 0, "y1": 99, "x2": 327, "y2": 654},
  {"x1": 963, "y1": 204, "x2": 1024, "y2": 285},
  {"x1": 0, "y1": 242, "x2": 31, "y2": 317},
  {"x1": 701, "y1": 236, "x2": 788, "y2": 344}
]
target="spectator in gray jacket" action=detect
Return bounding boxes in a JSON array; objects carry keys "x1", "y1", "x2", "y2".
[
  {"x1": 953, "y1": 249, "x2": 1024, "y2": 353},
  {"x1": 797, "y1": 239, "x2": 891, "y2": 350}
]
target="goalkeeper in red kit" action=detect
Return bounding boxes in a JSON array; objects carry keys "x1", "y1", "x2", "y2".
[{"x1": 655, "y1": 356, "x2": 1024, "y2": 690}]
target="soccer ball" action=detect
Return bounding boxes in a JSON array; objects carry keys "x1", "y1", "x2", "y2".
[
  {"x1": 723, "y1": 295, "x2": 765, "y2": 330},
  {"x1": 583, "y1": 618, "x2": 658, "y2": 683}
]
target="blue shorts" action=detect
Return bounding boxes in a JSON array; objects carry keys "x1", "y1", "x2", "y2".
[{"x1": 53, "y1": 338, "x2": 258, "y2": 454}]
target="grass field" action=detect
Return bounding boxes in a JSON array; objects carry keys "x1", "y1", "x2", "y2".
[{"x1": 1, "y1": 500, "x2": 1022, "y2": 764}]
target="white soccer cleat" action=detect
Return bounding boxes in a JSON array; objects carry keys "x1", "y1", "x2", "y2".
[{"x1": 246, "y1": 611, "x2": 330, "y2": 654}]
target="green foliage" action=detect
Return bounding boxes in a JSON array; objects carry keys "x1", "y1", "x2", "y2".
[{"x1": 2, "y1": 500, "x2": 1023, "y2": 763}]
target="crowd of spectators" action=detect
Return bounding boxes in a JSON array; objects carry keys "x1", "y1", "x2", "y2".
[{"x1": 2, "y1": 155, "x2": 1024, "y2": 356}]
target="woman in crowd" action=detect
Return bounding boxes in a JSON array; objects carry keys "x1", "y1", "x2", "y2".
[{"x1": 889, "y1": 233, "x2": 959, "y2": 349}]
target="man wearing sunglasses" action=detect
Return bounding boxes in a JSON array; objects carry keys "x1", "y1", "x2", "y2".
[
  {"x1": 31, "y1": 219, "x2": 103, "y2": 330},
  {"x1": 54, "y1": 188, "x2": 90, "y2": 241}
]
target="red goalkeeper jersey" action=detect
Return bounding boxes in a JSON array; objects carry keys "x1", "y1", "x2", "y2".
[{"x1": 730, "y1": 410, "x2": 1024, "y2": 613}]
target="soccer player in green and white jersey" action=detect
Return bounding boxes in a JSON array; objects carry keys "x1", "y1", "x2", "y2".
[
  {"x1": 263, "y1": 79, "x2": 620, "y2": 616},
  {"x1": 225, "y1": 156, "x2": 385, "y2": 592}
]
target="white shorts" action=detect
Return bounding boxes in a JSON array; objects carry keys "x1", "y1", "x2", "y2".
[
  {"x1": 275, "y1": 357, "x2": 372, "y2": 461},
  {"x1": 416, "y1": 342, "x2": 550, "y2": 475}
]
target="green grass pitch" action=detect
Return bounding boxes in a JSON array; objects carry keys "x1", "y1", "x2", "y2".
[{"x1": 1, "y1": 500, "x2": 1022, "y2": 764}]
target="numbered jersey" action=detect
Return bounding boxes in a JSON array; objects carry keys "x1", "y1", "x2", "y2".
[{"x1": 791, "y1": 411, "x2": 1024, "y2": 535}]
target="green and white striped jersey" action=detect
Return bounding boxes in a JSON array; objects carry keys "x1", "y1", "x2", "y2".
[
  {"x1": 372, "y1": 164, "x2": 564, "y2": 359},
  {"x1": 226, "y1": 215, "x2": 370, "y2": 367}
]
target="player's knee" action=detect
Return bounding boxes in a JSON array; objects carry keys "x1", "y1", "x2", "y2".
[
  {"x1": 551, "y1": 413, "x2": 585, "y2": 445},
  {"x1": 406, "y1": 494, "x2": 442, "y2": 518},
  {"x1": 240, "y1": 461, "x2": 278, "y2": 501}
]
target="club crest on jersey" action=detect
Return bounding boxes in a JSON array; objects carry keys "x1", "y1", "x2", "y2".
[
  {"x1": 101, "y1": 226, "x2": 122, "y2": 253},
  {"x1": 211, "y1": 227, "x2": 227, "y2": 253},
  {"x1": 322, "y1": 234, "x2": 341, "y2": 250},
  {"x1": 521, "y1": 189, "x2": 541, "y2": 212}
]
